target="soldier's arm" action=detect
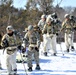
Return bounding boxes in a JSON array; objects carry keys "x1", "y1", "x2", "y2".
[
  {"x1": 35, "y1": 33, "x2": 41, "y2": 48},
  {"x1": 1, "y1": 34, "x2": 8, "y2": 48},
  {"x1": 42, "y1": 24, "x2": 47, "y2": 34},
  {"x1": 24, "y1": 33, "x2": 29, "y2": 47},
  {"x1": 1, "y1": 34, "x2": 6, "y2": 47},
  {"x1": 17, "y1": 32, "x2": 28, "y2": 52},
  {"x1": 60, "y1": 21, "x2": 66, "y2": 32},
  {"x1": 38, "y1": 20, "x2": 41, "y2": 27},
  {"x1": 58, "y1": 21, "x2": 62, "y2": 29},
  {"x1": 73, "y1": 22, "x2": 76, "y2": 30}
]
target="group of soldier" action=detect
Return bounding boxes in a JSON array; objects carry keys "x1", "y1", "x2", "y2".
[
  {"x1": 0, "y1": 12, "x2": 76, "y2": 75},
  {"x1": 39, "y1": 13, "x2": 76, "y2": 56}
]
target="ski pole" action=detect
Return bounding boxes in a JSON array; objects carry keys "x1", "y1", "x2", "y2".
[{"x1": 19, "y1": 51, "x2": 28, "y2": 75}]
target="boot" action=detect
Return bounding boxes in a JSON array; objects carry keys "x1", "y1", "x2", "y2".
[
  {"x1": 12, "y1": 69, "x2": 18, "y2": 75},
  {"x1": 67, "y1": 49, "x2": 69, "y2": 52},
  {"x1": 44, "y1": 52, "x2": 47, "y2": 56},
  {"x1": 13, "y1": 73, "x2": 19, "y2": 75},
  {"x1": 35, "y1": 64, "x2": 40, "y2": 70},
  {"x1": 51, "y1": 53, "x2": 57, "y2": 56},
  {"x1": 0, "y1": 63, "x2": 3, "y2": 70},
  {"x1": 8, "y1": 73, "x2": 16, "y2": 75},
  {"x1": 8, "y1": 74, "x2": 12, "y2": 75},
  {"x1": 28, "y1": 67, "x2": 32, "y2": 71},
  {"x1": 71, "y1": 46, "x2": 75, "y2": 51},
  {"x1": 53, "y1": 53, "x2": 57, "y2": 56},
  {"x1": 0, "y1": 66, "x2": 3, "y2": 70}
]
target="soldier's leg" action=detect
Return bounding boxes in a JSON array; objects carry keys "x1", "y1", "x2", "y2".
[
  {"x1": 65, "y1": 33, "x2": 70, "y2": 52},
  {"x1": 27, "y1": 48, "x2": 33, "y2": 71},
  {"x1": 47, "y1": 37, "x2": 51, "y2": 51},
  {"x1": 51, "y1": 35, "x2": 57, "y2": 56},
  {"x1": 34, "y1": 48, "x2": 40, "y2": 70},
  {"x1": 69, "y1": 32, "x2": 75, "y2": 51},
  {"x1": 10, "y1": 51, "x2": 17, "y2": 74},
  {"x1": 0, "y1": 60, "x2": 2, "y2": 69},
  {"x1": 0, "y1": 62, "x2": 1, "y2": 68},
  {"x1": 43, "y1": 34, "x2": 48, "y2": 56},
  {"x1": 34, "y1": 48, "x2": 39, "y2": 65},
  {"x1": 49, "y1": 38, "x2": 52, "y2": 54},
  {"x1": 6, "y1": 54, "x2": 12, "y2": 74},
  {"x1": 0, "y1": 52, "x2": 2, "y2": 69}
]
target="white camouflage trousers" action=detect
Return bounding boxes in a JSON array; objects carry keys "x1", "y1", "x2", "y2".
[
  {"x1": 6, "y1": 50, "x2": 17, "y2": 74},
  {"x1": 27, "y1": 46, "x2": 39, "y2": 68},
  {"x1": 65, "y1": 32, "x2": 74, "y2": 50},
  {"x1": 44, "y1": 34, "x2": 57, "y2": 54}
]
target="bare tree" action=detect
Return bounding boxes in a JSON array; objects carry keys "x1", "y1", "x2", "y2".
[{"x1": 26, "y1": 0, "x2": 54, "y2": 15}]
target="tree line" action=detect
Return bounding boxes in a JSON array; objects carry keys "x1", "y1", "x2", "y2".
[{"x1": 0, "y1": 0, "x2": 76, "y2": 35}]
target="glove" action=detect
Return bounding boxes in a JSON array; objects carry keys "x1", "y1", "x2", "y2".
[
  {"x1": 21, "y1": 46, "x2": 26, "y2": 53},
  {"x1": 56, "y1": 33, "x2": 58, "y2": 36},
  {"x1": 35, "y1": 47, "x2": 39, "y2": 52},
  {"x1": 17, "y1": 45, "x2": 22, "y2": 50},
  {"x1": 17, "y1": 45, "x2": 26, "y2": 53},
  {"x1": 74, "y1": 27, "x2": 76, "y2": 30},
  {"x1": 2, "y1": 39, "x2": 9, "y2": 47},
  {"x1": 0, "y1": 45, "x2": 2, "y2": 49}
]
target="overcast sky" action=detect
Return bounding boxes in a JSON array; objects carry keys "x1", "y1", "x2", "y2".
[{"x1": 13, "y1": 0, "x2": 76, "y2": 9}]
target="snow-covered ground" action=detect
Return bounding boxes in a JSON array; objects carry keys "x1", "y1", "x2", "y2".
[{"x1": 0, "y1": 42, "x2": 76, "y2": 75}]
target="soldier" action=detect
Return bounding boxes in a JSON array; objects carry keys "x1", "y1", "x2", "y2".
[
  {"x1": 38, "y1": 14, "x2": 46, "y2": 30},
  {"x1": 24, "y1": 25, "x2": 40, "y2": 71},
  {"x1": 1, "y1": 25, "x2": 23, "y2": 75},
  {"x1": 42, "y1": 14, "x2": 60, "y2": 56},
  {"x1": 61, "y1": 14, "x2": 75, "y2": 52},
  {"x1": 38, "y1": 14, "x2": 48, "y2": 56}
]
